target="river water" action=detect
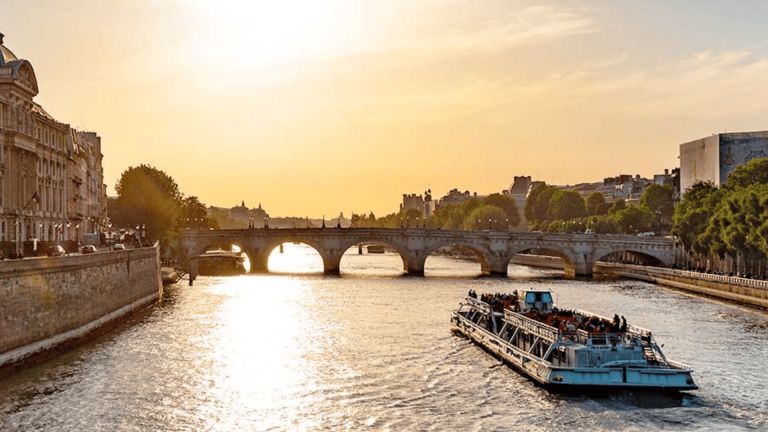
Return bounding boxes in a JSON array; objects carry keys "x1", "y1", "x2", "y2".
[{"x1": 2, "y1": 244, "x2": 768, "y2": 431}]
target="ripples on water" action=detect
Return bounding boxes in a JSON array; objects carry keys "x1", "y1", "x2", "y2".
[{"x1": 2, "y1": 244, "x2": 768, "y2": 431}]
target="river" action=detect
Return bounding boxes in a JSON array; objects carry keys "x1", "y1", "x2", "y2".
[{"x1": 1, "y1": 244, "x2": 767, "y2": 431}]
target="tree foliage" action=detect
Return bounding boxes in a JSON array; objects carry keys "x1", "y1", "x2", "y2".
[
  {"x1": 480, "y1": 193, "x2": 521, "y2": 227},
  {"x1": 465, "y1": 205, "x2": 509, "y2": 230},
  {"x1": 608, "y1": 198, "x2": 627, "y2": 215},
  {"x1": 549, "y1": 190, "x2": 587, "y2": 221},
  {"x1": 586, "y1": 192, "x2": 609, "y2": 216},
  {"x1": 639, "y1": 184, "x2": 674, "y2": 232},
  {"x1": 111, "y1": 165, "x2": 181, "y2": 243},
  {"x1": 722, "y1": 158, "x2": 768, "y2": 191},
  {"x1": 671, "y1": 181, "x2": 722, "y2": 255},
  {"x1": 110, "y1": 164, "x2": 216, "y2": 246},
  {"x1": 524, "y1": 184, "x2": 556, "y2": 223}
]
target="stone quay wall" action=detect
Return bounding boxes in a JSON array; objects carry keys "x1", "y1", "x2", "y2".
[
  {"x1": 512, "y1": 253, "x2": 768, "y2": 308},
  {"x1": 0, "y1": 247, "x2": 162, "y2": 373},
  {"x1": 510, "y1": 254, "x2": 565, "y2": 270},
  {"x1": 595, "y1": 262, "x2": 768, "y2": 309}
]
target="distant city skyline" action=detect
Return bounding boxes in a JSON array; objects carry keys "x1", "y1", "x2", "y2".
[{"x1": 4, "y1": 0, "x2": 768, "y2": 217}]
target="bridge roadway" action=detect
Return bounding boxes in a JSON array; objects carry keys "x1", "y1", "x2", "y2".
[{"x1": 179, "y1": 228, "x2": 675, "y2": 277}]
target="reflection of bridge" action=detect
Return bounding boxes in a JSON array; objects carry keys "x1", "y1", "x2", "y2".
[{"x1": 179, "y1": 228, "x2": 675, "y2": 277}]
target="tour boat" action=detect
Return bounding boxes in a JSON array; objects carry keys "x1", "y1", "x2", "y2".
[
  {"x1": 366, "y1": 245, "x2": 385, "y2": 254},
  {"x1": 451, "y1": 289, "x2": 697, "y2": 392},
  {"x1": 192, "y1": 250, "x2": 246, "y2": 276}
]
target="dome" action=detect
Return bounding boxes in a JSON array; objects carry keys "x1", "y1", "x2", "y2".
[
  {"x1": 0, "y1": 32, "x2": 39, "y2": 95},
  {"x1": 0, "y1": 32, "x2": 19, "y2": 67}
]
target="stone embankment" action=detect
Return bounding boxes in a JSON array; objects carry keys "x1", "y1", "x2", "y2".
[
  {"x1": 0, "y1": 247, "x2": 162, "y2": 375},
  {"x1": 513, "y1": 254, "x2": 768, "y2": 309},
  {"x1": 595, "y1": 262, "x2": 768, "y2": 309}
]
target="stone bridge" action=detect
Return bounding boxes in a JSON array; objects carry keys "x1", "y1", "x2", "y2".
[{"x1": 178, "y1": 228, "x2": 676, "y2": 277}]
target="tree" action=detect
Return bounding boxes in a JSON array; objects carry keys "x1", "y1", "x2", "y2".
[
  {"x1": 608, "y1": 198, "x2": 627, "y2": 215},
  {"x1": 723, "y1": 158, "x2": 768, "y2": 191},
  {"x1": 549, "y1": 190, "x2": 587, "y2": 221},
  {"x1": 702, "y1": 184, "x2": 768, "y2": 271},
  {"x1": 524, "y1": 184, "x2": 555, "y2": 223},
  {"x1": 613, "y1": 205, "x2": 653, "y2": 234},
  {"x1": 586, "y1": 192, "x2": 608, "y2": 216},
  {"x1": 480, "y1": 193, "x2": 521, "y2": 227},
  {"x1": 639, "y1": 184, "x2": 674, "y2": 233},
  {"x1": 111, "y1": 165, "x2": 182, "y2": 245},
  {"x1": 672, "y1": 181, "x2": 721, "y2": 255},
  {"x1": 179, "y1": 197, "x2": 218, "y2": 230},
  {"x1": 401, "y1": 207, "x2": 424, "y2": 227},
  {"x1": 465, "y1": 205, "x2": 509, "y2": 230}
]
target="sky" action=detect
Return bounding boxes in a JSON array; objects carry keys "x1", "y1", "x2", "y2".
[{"x1": 3, "y1": 0, "x2": 768, "y2": 218}]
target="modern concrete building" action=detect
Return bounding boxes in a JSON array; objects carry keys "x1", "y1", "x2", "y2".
[
  {"x1": 1, "y1": 32, "x2": 107, "y2": 254},
  {"x1": 680, "y1": 131, "x2": 768, "y2": 195}
]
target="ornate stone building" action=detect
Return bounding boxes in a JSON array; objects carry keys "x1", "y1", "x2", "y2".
[{"x1": 0, "y1": 32, "x2": 107, "y2": 255}]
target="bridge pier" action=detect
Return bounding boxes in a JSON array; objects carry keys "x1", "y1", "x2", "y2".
[
  {"x1": 403, "y1": 252, "x2": 427, "y2": 276},
  {"x1": 320, "y1": 249, "x2": 345, "y2": 275},
  {"x1": 244, "y1": 248, "x2": 269, "y2": 273},
  {"x1": 569, "y1": 252, "x2": 596, "y2": 277}
]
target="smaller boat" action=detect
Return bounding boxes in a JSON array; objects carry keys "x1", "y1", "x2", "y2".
[
  {"x1": 191, "y1": 250, "x2": 246, "y2": 276},
  {"x1": 366, "y1": 245, "x2": 385, "y2": 254}
]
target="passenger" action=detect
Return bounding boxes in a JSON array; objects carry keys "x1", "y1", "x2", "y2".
[{"x1": 620, "y1": 316, "x2": 628, "y2": 333}]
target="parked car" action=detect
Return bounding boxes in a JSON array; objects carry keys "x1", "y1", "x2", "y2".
[
  {"x1": 81, "y1": 245, "x2": 97, "y2": 254},
  {"x1": 47, "y1": 245, "x2": 66, "y2": 257},
  {"x1": 113, "y1": 243, "x2": 126, "y2": 250}
]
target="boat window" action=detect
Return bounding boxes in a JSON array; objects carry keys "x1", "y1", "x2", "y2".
[
  {"x1": 525, "y1": 292, "x2": 536, "y2": 303},
  {"x1": 541, "y1": 292, "x2": 553, "y2": 303}
]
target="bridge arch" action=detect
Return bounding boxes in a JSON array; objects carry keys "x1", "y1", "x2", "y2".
[
  {"x1": 334, "y1": 238, "x2": 411, "y2": 274},
  {"x1": 422, "y1": 243, "x2": 493, "y2": 275},
  {"x1": 594, "y1": 248, "x2": 667, "y2": 268}
]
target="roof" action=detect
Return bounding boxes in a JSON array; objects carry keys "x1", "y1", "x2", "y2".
[{"x1": 0, "y1": 43, "x2": 18, "y2": 67}]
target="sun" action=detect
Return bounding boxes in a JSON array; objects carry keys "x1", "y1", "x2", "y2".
[{"x1": 185, "y1": 0, "x2": 355, "y2": 69}]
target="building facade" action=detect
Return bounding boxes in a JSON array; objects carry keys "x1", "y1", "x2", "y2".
[
  {"x1": 400, "y1": 190, "x2": 435, "y2": 217},
  {"x1": 680, "y1": 131, "x2": 768, "y2": 196},
  {"x1": 0, "y1": 32, "x2": 107, "y2": 255}
]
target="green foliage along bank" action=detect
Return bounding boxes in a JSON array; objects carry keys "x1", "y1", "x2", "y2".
[{"x1": 108, "y1": 165, "x2": 218, "y2": 246}]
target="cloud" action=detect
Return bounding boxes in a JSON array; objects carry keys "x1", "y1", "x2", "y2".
[
  {"x1": 374, "y1": 5, "x2": 598, "y2": 57},
  {"x1": 462, "y1": 6, "x2": 600, "y2": 52}
]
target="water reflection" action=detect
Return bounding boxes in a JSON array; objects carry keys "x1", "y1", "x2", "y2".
[{"x1": 2, "y1": 258, "x2": 768, "y2": 430}]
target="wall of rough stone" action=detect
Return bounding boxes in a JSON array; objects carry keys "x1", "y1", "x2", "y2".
[
  {"x1": 595, "y1": 262, "x2": 768, "y2": 309},
  {"x1": 0, "y1": 247, "x2": 162, "y2": 372}
]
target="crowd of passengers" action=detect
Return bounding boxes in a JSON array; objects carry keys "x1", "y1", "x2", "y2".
[{"x1": 467, "y1": 290, "x2": 631, "y2": 334}]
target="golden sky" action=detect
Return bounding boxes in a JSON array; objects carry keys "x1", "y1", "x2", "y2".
[{"x1": 4, "y1": 0, "x2": 768, "y2": 217}]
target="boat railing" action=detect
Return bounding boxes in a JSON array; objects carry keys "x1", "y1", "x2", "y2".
[
  {"x1": 571, "y1": 309, "x2": 653, "y2": 337},
  {"x1": 667, "y1": 359, "x2": 693, "y2": 370},
  {"x1": 465, "y1": 297, "x2": 492, "y2": 314},
  {"x1": 503, "y1": 310, "x2": 559, "y2": 341}
]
